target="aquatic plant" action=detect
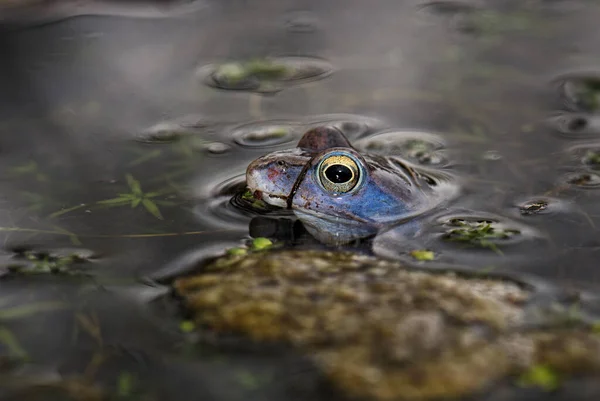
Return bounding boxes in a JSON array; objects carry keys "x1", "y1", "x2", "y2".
[
  {"x1": 96, "y1": 174, "x2": 166, "y2": 220},
  {"x1": 443, "y1": 219, "x2": 520, "y2": 252}
]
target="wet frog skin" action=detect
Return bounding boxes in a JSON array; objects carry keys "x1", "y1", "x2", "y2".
[{"x1": 246, "y1": 126, "x2": 458, "y2": 244}]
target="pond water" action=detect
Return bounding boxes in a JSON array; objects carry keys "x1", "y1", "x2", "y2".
[{"x1": 2, "y1": 0, "x2": 600, "y2": 400}]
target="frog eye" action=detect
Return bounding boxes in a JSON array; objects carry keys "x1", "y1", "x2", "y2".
[{"x1": 318, "y1": 154, "x2": 361, "y2": 193}]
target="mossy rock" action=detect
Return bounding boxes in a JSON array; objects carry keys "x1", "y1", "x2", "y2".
[{"x1": 174, "y1": 249, "x2": 600, "y2": 401}]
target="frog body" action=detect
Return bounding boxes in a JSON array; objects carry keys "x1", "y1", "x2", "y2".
[{"x1": 246, "y1": 126, "x2": 458, "y2": 243}]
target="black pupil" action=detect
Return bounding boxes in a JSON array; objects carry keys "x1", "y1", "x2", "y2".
[{"x1": 325, "y1": 164, "x2": 353, "y2": 183}]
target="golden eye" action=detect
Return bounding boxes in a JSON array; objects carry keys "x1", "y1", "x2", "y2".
[{"x1": 318, "y1": 154, "x2": 361, "y2": 193}]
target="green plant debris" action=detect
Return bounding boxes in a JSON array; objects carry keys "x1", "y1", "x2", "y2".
[
  {"x1": 583, "y1": 150, "x2": 600, "y2": 167},
  {"x1": 409, "y1": 249, "x2": 435, "y2": 261},
  {"x1": 241, "y1": 189, "x2": 268, "y2": 210},
  {"x1": 96, "y1": 174, "x2": 165, "y2": 219},
  {"x1": 517, "y1": 364, "x2": 561, "y2": 391},
  {"x1": 443, "y1": 219, "x2": 520, "y2": 252},
  {"x1": 245, "y1": 127, "x2": 289, "y2": 141},
  {"x1": 179, "y1": 320, "x2": 196, "y2": 333},
  {"x1": 8, "y1": 250, "x2": 88, "y2": 275},
  {"x1": 251, "y1": 237, "x2": 273, "y2": 251},
  {"x1": 214, "y1": 59, "x2": 291, "y2": 85},
  {"x1": 568, "y1": 78, "x2": 600, "y2": 112},
  {"x1": 227, "y1": 247, "x2": 248, "y2": 256}
]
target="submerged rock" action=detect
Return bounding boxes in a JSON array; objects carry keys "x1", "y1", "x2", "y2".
[{"x1": 173, "y1": 249, "x2": 600, "y2": 401}]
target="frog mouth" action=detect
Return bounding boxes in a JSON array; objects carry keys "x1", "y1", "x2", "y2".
[
  {"x1": 293, "y1": 207, "x2": 376, "y2": 226},
  {"x1": 251, "y1": 189, "x2": 288, "y2": 208}
]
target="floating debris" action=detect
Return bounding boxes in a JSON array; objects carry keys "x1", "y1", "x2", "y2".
[
  {"x1": 519, "y1": 199, "x2": 549, "y2": 215},
  {"x1": 564, "y1": 171, "x2": 600, "y2": 188},
  {"x1": 200, "y1": 57, "x2": 333, "y2": 94},
  {"x1": 442, "y1": 218, "x2": 521, "y2": 252},
  {"x1": 5, "y1": 248, "x2": 96, "y2": 276}
]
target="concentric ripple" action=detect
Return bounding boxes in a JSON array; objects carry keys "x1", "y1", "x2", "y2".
[
  {"x1": 354, "y1": 130, "x2": 449, "y2": 166},
  {"x1": 373, "y1": 211, "x2": 548, "y2": 271},
  {"x1": 136, "y1": 115, "x2": 225, "y2": 144},
  {"x1": 198, "y1": 56, "x2": 334, "y2": 94},
  {"x1": 303, "y1": 113, "x2": 388, "y2": 140},
  {"x1": 553, "y1": 72, "x2": 600, "y2": 113},
  {"x1": 513, "y1": 197, "x2": 572, "y2": 217},
  {"x1": 560, "y1": 171, "x2": 600, "y2": 189},
  {"x1": 193, "y1": 174, "x2": 291, "y2": 231},
  {"x1": 546, "y1": 112, "x2": 600, "y2": 138},
  {"x1": 564, "y1": 142, "x2": 600, "y2": 170},
  {"x1": 229, "y1": 120, "x2": 304, "y2": 148}
]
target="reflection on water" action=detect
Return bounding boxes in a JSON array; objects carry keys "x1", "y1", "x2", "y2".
[{"x1": 2, "y1": 0, "x2": 600, "y2": 400}]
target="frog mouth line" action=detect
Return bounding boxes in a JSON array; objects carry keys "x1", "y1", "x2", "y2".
[{"x1": 293, "y1": 207, "x2": 376, "y2": 226}]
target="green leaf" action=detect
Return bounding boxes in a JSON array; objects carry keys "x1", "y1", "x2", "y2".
[
  {"x1": 126, "y1": 174, "x2": 143, "y2": 196},
  {"x1": 142, "y1": 199, "x2": 163, "y2": 220},
  {"x1": 131, "y1": 198, "x2": 141, "y2": 208}
]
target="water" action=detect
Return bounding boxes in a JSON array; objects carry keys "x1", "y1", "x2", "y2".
[{"x1": 1, "y1": 0, "x2": 600, "y2": 400}]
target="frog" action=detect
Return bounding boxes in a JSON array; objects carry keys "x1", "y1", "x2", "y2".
[{"x1": 245, "y1": 126, "x2": 459, "y2": 244}]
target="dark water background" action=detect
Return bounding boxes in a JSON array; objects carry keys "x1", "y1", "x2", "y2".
[{"x1": 1, "y1": 0, "x2": 600, "y2": 400}]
